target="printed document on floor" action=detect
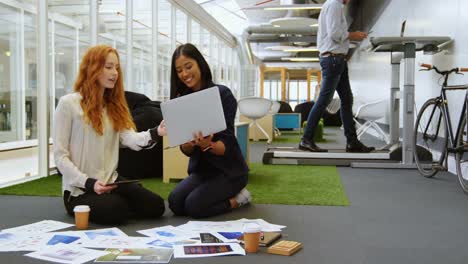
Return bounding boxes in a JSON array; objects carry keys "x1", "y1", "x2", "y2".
[
  {"x1": 1, "y1": 220, "x2": 74, "y2": 234},
  {"x1": 137, "y1": 225, "x2": 197, "y2": 242},
  {"x1": 173, "y1": 243, "x2": 245, "y2": 258},
  {"x1": 78, "y1": 236, "x2": 151, "y2": 249},
  {"x1": 176, "y1": 218, "x2": 286, "y2": 233},
  {"x1": 25, "y1": 244, "x2": 107, "y2": 264},
  {"x1": 95, "y1": 248, "x2": 173, "y2": 263}
]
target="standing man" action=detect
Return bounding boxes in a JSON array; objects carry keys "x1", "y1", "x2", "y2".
[{"x1": 299, "y1": 0, "x2": 375, "y2": 153}]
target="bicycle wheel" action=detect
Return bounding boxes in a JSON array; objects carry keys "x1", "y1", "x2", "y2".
[
  {"x1": 413, "y1": 98, "x2": 448, "y2": 177},
  {"x1": 455, "y1": 112, "x2": 468, "y2": 193}
]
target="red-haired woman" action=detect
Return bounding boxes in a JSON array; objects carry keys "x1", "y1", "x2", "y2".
[{"x1": 54, "y1": 45, "x2": 166, "y2": 225}]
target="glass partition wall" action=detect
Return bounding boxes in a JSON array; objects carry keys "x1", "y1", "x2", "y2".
[
  {"x1": 0, "y1": 1, "x2": 40, "y2": 185},
  {"x1": 157, "y1": 0, "x2": 171, "y2": 101},
  {"x1": 0, "y1": 3, "x2": 22, "y2": 143},
  {"x1": 24, "y1": 12, "x2": 37, "y2": 141},
  {"x1": 132, "y1": 0, "x2": 152, "y2": 96},
  {"x1": 0, "y1": 0, "x2": 239, "y2": 185}
]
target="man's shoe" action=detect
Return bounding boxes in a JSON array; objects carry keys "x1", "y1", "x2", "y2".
[
  {"x1": 346, "y1": 140, "x2": 375, "y2": 153},
  {"x1": 299, "y1": 139, "x2": 328, "y2": 152}
]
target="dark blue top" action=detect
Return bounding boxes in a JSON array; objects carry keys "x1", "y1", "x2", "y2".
[{"x1": 180, "y1": 85, "x2": 249, "y2": 179}]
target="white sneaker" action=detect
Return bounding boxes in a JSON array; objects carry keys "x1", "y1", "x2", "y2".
[{"x1": 235, "y1": 188, "x2": 252, "y2": 207}]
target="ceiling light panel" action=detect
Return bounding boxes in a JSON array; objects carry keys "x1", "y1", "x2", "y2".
[
  {"x1": 242, "y1": 4, "x2": 322, "y2": 11},
  {"x1": 281, "y1": 57, "x2": 319, "y2": 62},
  {"x1": 270, "y1": 17, "x2": 318, "y2": 28}
]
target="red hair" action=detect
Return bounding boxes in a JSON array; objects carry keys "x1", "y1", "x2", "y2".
[{"x1": 74, "y1": 45, "x2": 135, "y2": 135}]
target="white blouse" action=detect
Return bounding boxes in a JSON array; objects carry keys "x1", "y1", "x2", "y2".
[{"x1": 53, "y1": 93, "x2": 153, "y2": 197}]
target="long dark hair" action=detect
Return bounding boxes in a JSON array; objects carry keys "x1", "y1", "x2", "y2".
[{"x1": 170, "y1": 43, "x2": 213, "y2": 99}]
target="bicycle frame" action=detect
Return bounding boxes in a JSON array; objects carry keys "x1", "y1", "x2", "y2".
[
  {"x1": 440, "y1": 88, "x2": 467, "y2": 151},
  {"x1": 424, "y1": 71, "x2": 468, "y2": 153}
]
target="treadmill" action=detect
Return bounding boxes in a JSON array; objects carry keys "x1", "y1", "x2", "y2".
[{"x1": 263, "y1": 36, "x2": 452, "y2": 168}]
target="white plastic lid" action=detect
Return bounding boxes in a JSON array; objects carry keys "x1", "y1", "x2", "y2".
[
  {"x1": 73, "y1": 205, "x2": 90, "y2": 213},
  {"x1": 243, "y1": 223, "x2": 261, "y2": 233}
]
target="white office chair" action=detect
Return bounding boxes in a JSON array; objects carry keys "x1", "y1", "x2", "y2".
[
  {"x1": 326, "y1": 97, "x2": 341, "y2": 115},
  {"x1": 238, "y1": 97, "x2": 273, "y2": 144},
  {"x1": 269, "y1": 100, "x2": 281, "y2": 137},
  {"x1": 353, "y1": 99, "x2": 390, "y2": 144}
]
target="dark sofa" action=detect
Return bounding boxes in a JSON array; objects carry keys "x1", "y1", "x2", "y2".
[
  {"x1": 117, "y1": 91, "x2": 163, "y2": 179},
  {"x1": 294, "y1": 101, "x2": 343, "y2": 127}
]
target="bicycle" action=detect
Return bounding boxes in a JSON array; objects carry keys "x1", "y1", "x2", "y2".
[{"x1": 413, "y1": 63, "x2": 468, "y2": 192}]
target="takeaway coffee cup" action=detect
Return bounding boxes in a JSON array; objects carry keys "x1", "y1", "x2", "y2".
[
  {"x1": 73, "y1": 205, "x2": 90, "y2": 230},
  {"x1": 243, "y1": 223, "x2": 261, "y2": 253}
]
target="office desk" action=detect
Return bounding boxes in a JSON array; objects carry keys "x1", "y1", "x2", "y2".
[
  {"x1": 162, "y1": 137, "x2": 189, "y2": 183},
  {"x1": 162, "y1": 122, "x2": 250, "y2": 183},
  {"x1": 352, "y1": 36, "x2": 451, "y2": 169}
]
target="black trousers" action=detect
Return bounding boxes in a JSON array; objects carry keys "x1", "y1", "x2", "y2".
[
  {"x1": 63, "y1": 177, "x2": 165, "y2": 225},
  {"x1": 168, "y1": 171, "x2": 247, "y2": 218}
]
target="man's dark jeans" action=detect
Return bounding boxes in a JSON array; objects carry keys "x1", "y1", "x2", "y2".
[{"x1": 302, "y1": 56, "x2": 357, "y2": 142}]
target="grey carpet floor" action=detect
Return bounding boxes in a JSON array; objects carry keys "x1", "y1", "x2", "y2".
[{"x1": 1, "y1": 128, "x2": 468, "y2": 263}]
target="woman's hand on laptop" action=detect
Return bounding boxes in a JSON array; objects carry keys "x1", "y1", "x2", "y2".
[{"x1": 193, "y1": 131, "x2": 214, "y2": 150}]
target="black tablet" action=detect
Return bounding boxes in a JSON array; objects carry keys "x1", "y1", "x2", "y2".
[{"x1": 105, "y1": 180, "x2": 140, "y2": 186}]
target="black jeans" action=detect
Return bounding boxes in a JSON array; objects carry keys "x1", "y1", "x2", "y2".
[
  {"x1": 63, "y1": 177, "x2": 165, "y2": 225},
  {"x1": 168, "y1": 171, "x2": 247, "y2": 218},
  {"x1": 303, "y1": 56, "x2": 357, "y2": 142}
]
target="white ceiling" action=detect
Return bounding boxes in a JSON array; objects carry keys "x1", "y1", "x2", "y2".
[
  {"x1": 196, "y1": 0, "x2": 326, "y2": 67},
  {"x1": 195, "y1": 0, "x2": 288, "y2": 35},
  {"x1": 2, "y1": 0, "x2": 327, "y2": 67}
]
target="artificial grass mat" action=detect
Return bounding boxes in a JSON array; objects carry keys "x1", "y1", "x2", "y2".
[{"x1": 0, "y1": 163, "x2": 349, "y2": 206}]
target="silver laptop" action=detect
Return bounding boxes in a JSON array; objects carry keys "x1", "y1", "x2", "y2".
[{"x1": 161, "y1": 86, "x2": 227, "y2": 147}]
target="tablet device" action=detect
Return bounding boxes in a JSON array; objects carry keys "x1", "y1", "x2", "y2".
[
  {"x1": 105, "y1": 180, "x2": 140, "y2": 186},
  {"x1": 161, "y1": 86, "x2": 227, "y2": 147}
]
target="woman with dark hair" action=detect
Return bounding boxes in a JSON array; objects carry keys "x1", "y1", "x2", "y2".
[
  {"x1": 167, "y1": 43, "x2": 251, "y2": 218},
  {"x1": 54, "y1": 45, "x2": 166, "y2": 225}
]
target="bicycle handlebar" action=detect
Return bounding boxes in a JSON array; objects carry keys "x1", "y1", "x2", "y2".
[
  {"x1": 419, "y1": 63, "x2": 467, "y2": 75},
  {"x1": 420, "y1": 63, "x2": 432, "y2": 70}
]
